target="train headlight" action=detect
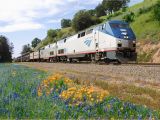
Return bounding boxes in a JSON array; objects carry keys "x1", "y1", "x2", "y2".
[
  {"x1": 133, "y1": 41, "x2": 136, "y2": 47},
  {"x1": 118, "y1": 40, "x2": 122, "y2": 47},
  {"x1": 133, "y1": 41, "x2": 136, "y2": 43}
]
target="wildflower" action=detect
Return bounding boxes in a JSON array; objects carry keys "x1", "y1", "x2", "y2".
[{"x1": 111, "y1": 117, "x2": 114, "y2": 120}]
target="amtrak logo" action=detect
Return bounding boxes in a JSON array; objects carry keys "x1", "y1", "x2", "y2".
[{"x1": 84, "y1": 39, "x2": 92, "y2": 47}]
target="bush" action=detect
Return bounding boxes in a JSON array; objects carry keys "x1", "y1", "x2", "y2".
[
  {"x1": 106, "y1": 11, "x2": 122, "y2": 20},
  {"x1": 153, "y1": 0, "x2": 160, "y2": 23},
  {"x1": 122, "y1": 7, "x2": 127, "y2": 12},
  {"x1": 138, "y1": 6, "x2": 153, "y2": 16},
  {"x1": 123, "y1": 12, "x2": 135, "y2": 23}
]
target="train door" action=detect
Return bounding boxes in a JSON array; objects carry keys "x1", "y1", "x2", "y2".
[
  {"x1": 93, "y1": 30, "x2": 100, "y2": 61},
  {"x1": 94, "y1": 30, "x2": 99, "y2": 51}
]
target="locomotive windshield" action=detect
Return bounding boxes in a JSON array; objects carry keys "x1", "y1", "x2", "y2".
[
  {"x1": 110, "y1": 23, "x2": 129, "y2": 29},
  {"x1": 109, "y1": 21, "x2": 136, "y2": 40}
]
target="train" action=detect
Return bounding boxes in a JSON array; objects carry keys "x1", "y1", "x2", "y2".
[{"x1": 16, "y1": 20, "x2": 137, "y2": 64}]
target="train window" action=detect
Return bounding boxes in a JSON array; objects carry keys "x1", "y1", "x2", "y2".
[
  {"x1": 119, "y1": 24, "x2": 129, "y2": 28},
  {"x1": 86, "y1": 29, "x2": 93, "y2": 35},
  {"x1": 58, "y1": 49, "x2": 64, "y2": 54},
  {"x1": 110, "y1": 23, "x2": 119, "y2": 28},
  {"x1": 50, "y1": 51, "x2": 54, "y2": 55},
  {"x1": 61, "y1": 49, "x2": 64, "y2": 54},
  {"x1": 81, "y1": 32, "x2": 85, "y2": 37},
  {"x1": 64, "y1": 39, "x2": 67, "y2": 43},
  {"x1": 78, "y1": 34, "x2": 81, "y2": 38},
  {"x1": 110, "y1": 23, "x2": 129, "y2": 29}
]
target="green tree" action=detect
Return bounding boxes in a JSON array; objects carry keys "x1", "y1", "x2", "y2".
[
  {"x1": 0, "y1": 35, "x2": 12, "y2": 62},
  {"x1": 95, "y1": 4, "x2": 106, "y2": 17},
  {"x1": 153, "y1": 0, "x2": 160, "y2": 23},
  {"x1": 102, "y1": 0, "x2": 130, "y2": 13},
  {"x1": 47, "y1": 29, "x2": 59, "y2": 43},
  {"x1": 10, "y1": 42, "x2": 14, "y2": 56},
  {"x1": 72, "y1": 10, "x2": 100, "y2": 32},
  {"x1": 31, "y1": 38, "x2": 41, "y2": 48},
  {"x1": 87, "y1": 9, "x2": 96, "y2": 16},
  {"x1": 61, "y1": 19, "x2": 71, "y2": 28},
  {"x1": 123, "y1": 12, "x2": 135, "y2": 23},
  {"x1": 21, "y1": 44, "x2": 31, "y2": 54}
]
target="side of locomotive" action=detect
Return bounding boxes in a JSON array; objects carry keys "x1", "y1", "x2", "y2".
[{"x1": 54, "y1": 20, "x2": 136, "y2": 63}]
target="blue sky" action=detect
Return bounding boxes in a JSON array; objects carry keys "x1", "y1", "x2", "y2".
[{"x1": 0, "y1": 0, "x2": 143, "y2": 57}]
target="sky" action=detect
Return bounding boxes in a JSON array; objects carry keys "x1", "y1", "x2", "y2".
[{"x1": 0, "y1": 0, "x2": 143, "y2": 57}]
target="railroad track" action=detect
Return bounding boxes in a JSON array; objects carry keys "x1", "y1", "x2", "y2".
[
  {"x1": 121, "y1": 63, "x2": 160, "y2": 67},
  {"x1": 28, "y1": 61, "x2": 160, "y2": 67}
]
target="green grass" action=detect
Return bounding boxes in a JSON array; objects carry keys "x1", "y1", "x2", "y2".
[
  {"x1": 131, "y1": 11, "x2": 160, "y2": 39},
  {"x1": 0, "y1": 64, "x2": 160, "y2": 119},
  {"x1": 129, "y1": 0, "x2": 158, "y2": 12}
]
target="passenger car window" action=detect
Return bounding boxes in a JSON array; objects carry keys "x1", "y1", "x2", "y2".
[
  {"x1": 50, "y1": 51, "x2": 54, "y2": 55},
  {"x1": 78, "y1": 34, "x2": 81, "y2": 38},
  {"x1": 81, "y1": 32, "x2": 85, "y2": 37},
  {"x1": 58, "y1": 49, "x2": 64, "y2": 54}
]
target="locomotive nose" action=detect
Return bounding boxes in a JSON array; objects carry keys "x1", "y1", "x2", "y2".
[{"x1": 117, "y1": 39, "x2": 136, "y2": 51}]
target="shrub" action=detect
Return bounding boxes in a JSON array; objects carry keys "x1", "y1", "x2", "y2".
[
  {"x1": 153, "y1": 0, "x2": 160, "y2": 23},
  {"x1": 123, "y1": 12, "x2": 135, "y2": 23},
  {"x1": 137, "y1": 6, "x2": 153, "y2": 16}
]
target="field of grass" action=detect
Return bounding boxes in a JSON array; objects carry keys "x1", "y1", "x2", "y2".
[{"x1": 0, "y1": 64, "x2": 160, "y2": 119}]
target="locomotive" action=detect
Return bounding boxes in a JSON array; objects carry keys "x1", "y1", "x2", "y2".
[{"x1": 16, "y1": 20, "x2": 137, "y2": 64}]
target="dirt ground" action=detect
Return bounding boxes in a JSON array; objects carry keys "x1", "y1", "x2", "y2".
[{"x1": 20, "y1": 62, "x2": 160, "y2": 90}]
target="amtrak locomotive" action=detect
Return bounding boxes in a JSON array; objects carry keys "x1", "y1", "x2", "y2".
[{"x1": 16, "y1": 20, "x2": 137, "y2": 63}]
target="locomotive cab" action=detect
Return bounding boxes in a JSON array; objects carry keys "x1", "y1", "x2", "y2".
[
  {"x1": 109, "y1": 21, "x2": 137, "y2": 63},
  {"x1": 98, "y1": 20, "x2": 137, "y2": 63}
]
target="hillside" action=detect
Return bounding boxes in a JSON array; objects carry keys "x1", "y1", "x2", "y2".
[{"x1": 37, "y1": 0, "x2": 160, "y2": 63}]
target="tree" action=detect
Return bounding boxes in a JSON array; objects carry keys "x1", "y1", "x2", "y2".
[
  {"x1": 61, "y1": 19, "x2": 71, "y2": 28},
  {"x1": 31, "y1": 38, "x2": 41, "y2": 48},
  {"x1": 72, "y1": 10, "x2": 100, "y2": 32},
  {"x1": 102, "y1": 0, "x2": 130, "y2": 13},
  {"x1": 123, "y1": 12, "x2": 135, "y2": 23},
  {"x1": 153, "y1": 0, "x2": 160, "y2": 23},
  {"x1": 10, "y1": 42, "x2": 14, "y2": 56},
  {"x1": 87, "y1": 9, "x2": 96, "y2": 16},
  {"x1": 95, "y1": 4, "x2": 106, "y2": 17},
  {"x1": 0, "y1": 35, "x2": 12, "y2": 62},
  {"x1": 47, "y1": 29, "x2": 59, "y2": 43},
  {"x1": 21, "y1": 44, "x2": 31, "y2": 54}
]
